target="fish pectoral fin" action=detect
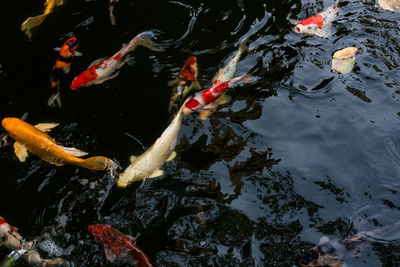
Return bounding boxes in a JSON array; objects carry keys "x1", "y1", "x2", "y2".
[
  {"x1": 193, "y1": 81, "x2": 202, "y2": 90},
  {"x1": 14, "y1": 142, "x2": 29, "y2": 162},
  {"x1": 167, "y1": 78, "x2": 179, "y2": 87},
  {"x1": 58, "y1": 145, "x2": 88, "y2": 157},
  {"x1": 319, "y1": 236, "x2": 330, "y2": 244},
  {"x1": 148, "y1": 169, "x2": 164, "y2": 178},
  {"x1": 199, "y1": 112, "x2": 211, "y2": 120},
  {"x1": 93, "y1": 71, "x2": 120, "y2": 85},
  {"x1": 88, "y1": 57, "x2": 106, "y2": 68},
  {"x1": 288, "y1": 19, "x2": 299, "y2": 25},
  {"x1": 167, "y1": 151, "x2": 177, "y2": 161},
  {"x1": 104, "y1": 247, "x2": 117, "y2": 263},
  {"x1": 315, "y1": 26, "x2": 334, "y2": 38},
  {"x1": 130, "y1": 155, "x2": 137, "y2": 163},
  {"x1": 34, "y1": 122, "x2": 59, "y2": 132},
  {"x1": 214, "y1": 94, "x2": 232, "y2": 105}
]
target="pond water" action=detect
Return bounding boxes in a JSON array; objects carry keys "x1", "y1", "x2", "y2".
[{"x1": 1, "y1": 0, "x2": 400, "y2": 266}]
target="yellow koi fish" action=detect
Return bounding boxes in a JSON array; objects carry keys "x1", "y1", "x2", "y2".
[
  {"x1": 1, "y1": 117, "x2": 117, "y2": 173},
  {"x1": 21, "y1": 0, "x2": 64, "y2": 40}
]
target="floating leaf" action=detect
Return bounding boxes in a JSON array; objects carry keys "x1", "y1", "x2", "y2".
[{"x1": 378, "y1": 0, "x2": 400, "y2": 12}]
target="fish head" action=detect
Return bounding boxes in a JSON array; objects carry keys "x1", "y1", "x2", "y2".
[
  {"x1": 183, "y1": 97, "x2": 201, "y2": 114},
  {"x1": 0, "y1": 217, "x2": 23, "y2": 249},
  {"x1": 70, "y1": 68, "x2": 98, "y2": 89},
  {"x1": 299, "y1": 244, "x2": 342, "y2": 267},
  {"x1": 88, "y1": 224, "x2": 118, "y2": 246},
  {"x1": 65, "y1": 36, "x2": 79, "y2": 52},
  {"x1": 1, "y1": 117, "x2": 20, "y2": 133},
  {"x1": 294, "y1": 23, "x2": 319, "y2": 34}
]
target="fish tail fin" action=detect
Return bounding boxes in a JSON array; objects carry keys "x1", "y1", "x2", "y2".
[
  {"x1": 133, "y1": 31, "x2": 165, "y2": 52},
  {"x1": 21, "y1": 14, "x2": 48, "y2": 39},
  {"x1": 238, "y1": 38, "x2": 249, "y2": 55},
  {"x1": 109, "y1": 5, "x2": 116, "y2": 25},
  {"x1": 229, "y1": 74, "x2": 257, "y2": 87},
  {"x1": 47, "y1": 82, "x2": 62, "y2": 108},
  {"x1": 80, "y1": 156, "x2": 119, "y2": 175},
  {"x1": 334, "y1": 0, "x2": 341, "y2": 8}
]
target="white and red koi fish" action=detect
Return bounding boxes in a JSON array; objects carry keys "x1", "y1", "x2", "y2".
[
  {"x1": 0, "y1": 216, "x2": 69, "y2": 266},
  {"x1": 299, "y1": 221, "x2": 400, "y2": 267},
  {"x1": 293, "y1": 2, "x2": 339, "y2": 38},
  {"x1": 182, "y1": 74, "x2": 254, "y2": 116},
  {"x1": 88, "y1": 224, "x2": 152, "y2": 267},
  {"x1": 70, "y1": 32, "x2": 164, "y2": 89},
  {"x1": 48, "y1": 36, "x2": 82, "y2": 107}
]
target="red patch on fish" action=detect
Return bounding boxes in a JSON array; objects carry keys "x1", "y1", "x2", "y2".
[
  {"x1": 114, "y1": 52, "x2": 122, "y2": 61},
  {"x1": 184, "y1": 97, "x2": 201, "y2": 110},
  {"x1": 299, "y1": 14, "x2": 324, "y2": 28},
  {"x1": 70, "y1": 63, "x2": 100, "y2": 89},
  {"x1": 0, "y1": 217, "x2": 6, "y2": 225},
  {"x1": 88, "y1": 224, "x2": 152, "y2": 267},
  {"x1": 179, "y1": 56, "x2": 197, "y2": 86}
]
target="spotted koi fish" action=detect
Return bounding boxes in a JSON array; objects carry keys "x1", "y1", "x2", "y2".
[
  {"x1": 70, "y1": 31, "x2": 164, "y2": 89},
  {"x1": 293, "y1": 2, "x2": 339, "y2": 38},
  {"x1": 182, "y1": 74, "x2": 254, "y2": 116},
  {"x1": 168, "y1": 56, "x2": 201, "y2": 114},
  {"x1": 88, "y1": 224, "x2": 152, "y2": 267},
  {"x1": 1, "y1": 117, "x2": 118, "y2": 174},
  {"x1": 0, "y1": 216, "x2": 68, "y2": 267},
  {"x1": 299, "y1": 221, "x2": 400, "y2": 267},
  {"x1": 21, "y1": 0, "x2": 64, "y2": 41},
  {"x1": 48, "y1": 36, "x2": 82, "y2": 107}
]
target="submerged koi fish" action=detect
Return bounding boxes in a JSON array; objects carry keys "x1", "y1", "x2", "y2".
[
  {"x1": 70, "y1": 31, "x2": 164, "y2": 89},
  {"x1": 182, "y1": 74, "x2": 254, "y2": 116},
  {"x1": 1, "y1": 117, "x2": 117, "y2": 173},
  {"x1": 299, "y1": 221, "x2": 400, "y2": 267},
  {"x1": 48, "y1": 36, "x2": 82, "y2": 107},
  {"x1": 21, "y1": 0, "x2": 64, "y2": 40},
  {"x1": 0, "y1": 216, "x2": 69, "y2": 267},
  {"x1": 168, "y1": 56, "x2": 201, "y2": 114},
  {"x1": 88, "y1": 224, "x2": 152, "y2": 267},
  {"x1": 117, "y1": 100, "x2": 189, "y2": 187},
  {"x1": 196, "y1": 38, "x2": 249, "y2": 120},
  {"x1": 378, "y1": 0, "x2": 400, "y2": 11},
  {"x1": 293, "y1": 2, "x2": 339, "y2": 38},
  {"x1": 109, "y1": 0, "x2": 119, "y2": 25}
]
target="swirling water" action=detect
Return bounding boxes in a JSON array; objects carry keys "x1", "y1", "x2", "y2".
[{"x1": 1, "y1": 0, "x2": 400, "y2": 266}]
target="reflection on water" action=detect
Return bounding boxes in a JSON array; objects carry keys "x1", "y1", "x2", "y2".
[{"x1": 1, "y1": 0, "x2": 400, "y2": 266}]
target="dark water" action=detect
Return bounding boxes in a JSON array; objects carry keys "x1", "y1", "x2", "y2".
[{"x1": 1, "y1": 0, "x2": 400, "y2": 266}]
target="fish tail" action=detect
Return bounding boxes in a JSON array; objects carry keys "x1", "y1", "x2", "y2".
[
  {"x1": 21, "y1": 14, "x2": 48, "y2": 39},
  {"x1": 79, "y1": 156, "x2": 119, "y2": 175},
  {"x1": 238, "y1": 37, "x2": 249, "y2": 55},
  {"x1": 132, "y1": 32, "x2": 165, "y2": 53}
]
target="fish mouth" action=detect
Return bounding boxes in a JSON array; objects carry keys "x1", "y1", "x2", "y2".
[{"x1": 295, "y1": 26, "x2": 301, "y2": 33}]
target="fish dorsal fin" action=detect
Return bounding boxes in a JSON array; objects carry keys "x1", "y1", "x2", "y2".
[
  {"x1": 148, "y1": 169, "x2": 163, "y2": 178},
  {"x1": 104, "y1": 247, "x2": 117, "y2": 263},
  {"x1": 34, "y1": 123, "x2": 59, "y2": 132},
  {"x1": 130, "y1": 155, "x2": 137, "y2": 163},
  {"x1": 14, "y1": 142, "x2": 29, "y2": 162},
  {"x1": 88, "y1": 57, "x2": 106, "y2": 68},
  {"x1": 58, "y1": 145, "x2": 88, "y2": 157},
  {"x1": 167, "y1": 151, "x2": 177, "y2": 161},
  {"x1": 319, "y1": 236, "x2": 330, "y2": 244}
]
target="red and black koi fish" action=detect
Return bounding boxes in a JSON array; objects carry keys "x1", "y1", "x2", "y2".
[
  {"x1": 168, "y1": 56, "x2": 201, "y2": 114},
  {"x1": 48, "y1": 36, "x2": 81, "y2": 107},
  {"x1": 88, "y1": 224, "x2": 152, "y2": 267},
  {"x1": 182, "y1": 74, "x2": 254, "y2": 117}
]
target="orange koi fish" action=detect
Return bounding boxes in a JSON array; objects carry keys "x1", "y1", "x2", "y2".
[
  {"x1": 70, "y1": 32, "x2": 164, "y2": 89},
  {"x1": 293, "y1": 2, "x2": 339, "y2": 38},
  {"x1": 48, "y1": 36, "x2": 82, "y2": 107},
  {"x1": 168, "y1": 56, "x2": 201, "y2": 114},
  {"x1": 88, "y1": 224, "x2": 152, "y2": 267},
  {"x1": 1, "y1": 117, "x2": 118, "y2": 173},
  {"x1": 21, "y1": 0, "x2": 64, "y2": 41}
]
